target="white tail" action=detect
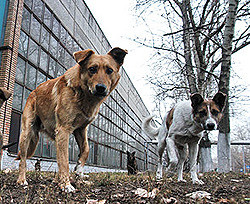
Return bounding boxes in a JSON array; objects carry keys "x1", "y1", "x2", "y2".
[{"x1": 142, "y1": 115, "x2": 159, "y2": 138}]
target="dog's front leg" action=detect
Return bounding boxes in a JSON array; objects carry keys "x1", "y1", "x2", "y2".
[
  {"x1": 55, "y1": 126, "x2": 75, "y2": 192},
  {"x1": 188, "y1": 142, "x2": 204, "y2": 185},
  {"x1": 73, "y1": 127, "x2": 89, "y2": 177}
]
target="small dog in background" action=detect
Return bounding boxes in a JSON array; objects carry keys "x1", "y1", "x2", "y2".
[
  {"x1": 0, "y1": 87, "x2": 12, "y2": 167},
  {"x1": 35, "y1": 159, "x2": 41, "y2": 172},
  {"x1": 142, "y1": 92, "x2": 226, "y2": 184},
  {"x1": 127, "y1": 151, "x2": 137, "y2": 175}
]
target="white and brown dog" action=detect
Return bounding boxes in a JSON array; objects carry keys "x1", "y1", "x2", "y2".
[{"x1": 142, "y1": 92, "x2": 226, "y2": 184}]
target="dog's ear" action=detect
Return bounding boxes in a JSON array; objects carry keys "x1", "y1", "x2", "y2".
[
  {"x1": 190, "y1": 93, "x2": 204, "y2": 109},
  {"x1": 108, "y1": 47, "x2": 128, "y2": 66},
  {"x1": 73, "y1": 49, "x2": 95, "y2": 65},
  {"x1": 132, "y1": 151, "x2": 136, "y2": 156},
  {"x1": 0, "y1": 87, "x2": 11, "y2": 101},
  {"x1": 212, "y1": 92, "x2": 227, "y2": 111},
  {"x1": 127, "y1": 151, "x2": 130, "y2": 155}
]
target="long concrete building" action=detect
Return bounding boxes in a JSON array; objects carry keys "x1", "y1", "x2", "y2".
[{"x1": 0, "y1": 0, "x2": 157, "y2": 172}]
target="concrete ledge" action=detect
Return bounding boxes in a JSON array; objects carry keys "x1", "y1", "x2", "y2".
[{"x1": 1, "y1": 151, "x2": 127, "y2": 173}]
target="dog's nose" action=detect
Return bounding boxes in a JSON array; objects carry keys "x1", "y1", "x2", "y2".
[
  {"x1": 95, "y1": 84, "x2": 107, "y2": 94},
  {"x1": 206, "y1": 123, "x2": 215, "y2": 130}
]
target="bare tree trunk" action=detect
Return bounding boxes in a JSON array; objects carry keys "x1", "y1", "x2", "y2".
[
  {"x1": 199, "y1": 131, "x2": 213, "y2": 172},
  {"x1": 179, "y1": 0, "x2": 198, "y2": 94},
  {"x1": 179, "y1": 0, "x2": 211, "y2": 170},
  {"x1": 218, "y1": 0, "x2": 239, "y2": 173}
]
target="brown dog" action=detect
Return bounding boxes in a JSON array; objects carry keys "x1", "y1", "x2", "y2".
[
  {"x1": 0, "y1": 87, "x2": 12, "y2": 167},
  {"x1": 16, "y1": 47, "x2": 127, "y2": 192}
]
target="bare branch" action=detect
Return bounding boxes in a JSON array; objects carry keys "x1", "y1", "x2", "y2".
[
  {"x1": 132, "y1": 38, "x2": 185, "y2": 57},
  {"x1": 232, "y1": 40, "x2": 250, "y2": 53}
]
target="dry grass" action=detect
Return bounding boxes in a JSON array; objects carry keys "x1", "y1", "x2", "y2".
[{"x1": 0, "y1": 170, "x2": 249, "y2": 203}]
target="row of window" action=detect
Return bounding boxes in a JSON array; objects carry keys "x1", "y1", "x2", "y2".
[{"x1": 33, "y1": 134, "x2": 130, "y2": 169}]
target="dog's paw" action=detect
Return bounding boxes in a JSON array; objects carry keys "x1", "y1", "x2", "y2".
[
  {"x1": 166, "y1": 163, "x2": 177, "y2": 174},
  {"x1": 74, "y1": 165, "x2": 86, "y2": 178},
  {"x1": 156, "y1": 173, "x2": 163, "y2": 181},
  {"x1": 61, "y1": 184, "x2": 76, "y2": 193},
  {"x1": 17, "y1": 179, "x2": 28, "y2": 186},
  {"x1": 178, "y1": 179, "x2": 187, "y2": 183},
  {"x1": 156, "y1": 170, "x2": 162, "y2": 177},
  {"x1": 193, "y1": 179, "x2": 204, "y2": 185}
]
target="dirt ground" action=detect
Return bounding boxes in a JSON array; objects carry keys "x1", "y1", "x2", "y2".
[{"x1": 0, "y1": 170, "x2": 249, "y2": 203}]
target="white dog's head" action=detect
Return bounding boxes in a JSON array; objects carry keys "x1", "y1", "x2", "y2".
[{"x1": 191, "y1": 92, "x2": 227, "y2": 131}]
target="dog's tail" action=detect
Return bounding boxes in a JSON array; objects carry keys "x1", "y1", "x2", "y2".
[{"x1": 142, "y1": 115, "x2": 159, "y2": 138}]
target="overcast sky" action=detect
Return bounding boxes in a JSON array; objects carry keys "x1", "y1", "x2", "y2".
[
  {"x1": 84, "y1": 0, "x2": 156, "y2": 111},
  {"x1": 84, "y1": 0, "x2": 250, "y2": 123}
]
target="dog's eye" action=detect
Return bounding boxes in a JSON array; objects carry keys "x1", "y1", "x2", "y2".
[
  {"x1": 106, "y1": 68, "x2": 113, "y2": 75},
  {"x1": 199, "y1": 110, "x2": 207, "y2": 117},
  {"x1": 211, "y1": 109, "x2": 219, "y2": 116},
  {"x1": 88, "y1": 67, "x2": 97, "y2": 74}
]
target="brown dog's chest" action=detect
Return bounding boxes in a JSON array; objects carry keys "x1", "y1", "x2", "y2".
[
  {"x1": 54, "y1": 91, "x2": 100, "y2": 129},
  {"x1": 34, "y1": 78, "x2": 100, "y2": 137}
]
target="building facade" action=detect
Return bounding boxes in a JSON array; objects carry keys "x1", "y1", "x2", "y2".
[{"x1": 0, "y1": 0, "x2": 157, "y2": 172}]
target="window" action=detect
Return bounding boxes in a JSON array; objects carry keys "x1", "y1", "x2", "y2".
[
  {"x1": 52, "y1": 16, "x2": 60, "y2": 37},
  {"x1": 33, "y1": 0, "x2": 43, "y2": 19},
  {"x1": 43, "y1": 6, "x2": 51, "y2": 28},
  {"x1": 18, "y1": 31, "x2": 28, "y2": 57},
  {"x1": 88, "y1": 140, "x2": 94, "y2": 164},
  {"x1": 49, "y1": 35, "x2": 58, "y2": 57},
  {"x1": 42, "y1": 135, "x2": 51, "y2": 157},
  {"x1": 8, "y1": 112, "x2": 21, "y2": 154},
  {"x1": 24, "y1": 0, "x2": 32, "y2": 9},
  {"x1": 69, "y1": 135, "x2": 75, "y2": 162},
  {"x1": 12, "y1": 83, "x2": 23, "y2": 111},
  {"x1": 30, "y1": 16, "x2": 41, "y2": 42},
  {"x1": 57, "y1": 43, "x2": 65, "y2": 63},
  {"x1": 60, "y1": 26, "x2": 67, "y2": 46},
  {"x1": 23, "y1": 88, "x2": 31, "y2": 110},
  {"x1": 39, "y1": 49, "x2": 48, "y2": 72},
  {"x1": 48, "y1": 57, "x2": 57, "y2": 78},
  {"x1": 57, "y1": 63, "x2": 65, "y2": 77},
  {"x1": 65, "y1": 50, "x2": 73, "y2": 68},
  {"x1": 28, "y1": 38, "x2": 39, "y2": 65},
  {"x1": 36, "y1": 71, "x2": 46, "y2": 86},
  {"x1": 16, "y1": 57, "x2": 26, "y2": 83},
  {"x1": 21, "y1": 7, "x2": 31, "y2": 32},
  {"x1": 73, "y1": 41, "x2": 80, "y2": 52},
  {"x1": 41, "y1": 26, "x2": 49, "y2": 50},
  {"x1": 26, "y1": 64, "x2": 37, "y2": 89},
  {"x1": 66, "y1": 33, "x2": 73, "y2": 53}
]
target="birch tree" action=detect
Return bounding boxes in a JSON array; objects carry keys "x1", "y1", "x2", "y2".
[{"x1": 217, "y1": 0, "x2": 239, "y2": 172}]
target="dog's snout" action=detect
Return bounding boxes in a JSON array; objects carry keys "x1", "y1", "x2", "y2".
[
  {"x1": 206, "y1": 123, "x2": 215, "y2": 130},
  {"x1": 93, "y1": 84, "x2": 108, "y2": 97},
  {"x1": 95, "y1": 84, "x2": 107, "y2": 93},
  {"x1": 91, "y1": 83, "x2": 108, "y2": 97}
]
